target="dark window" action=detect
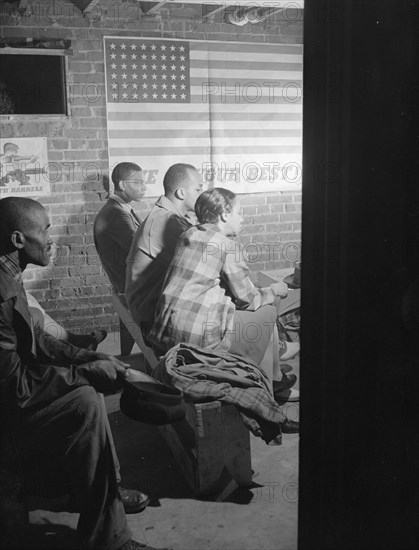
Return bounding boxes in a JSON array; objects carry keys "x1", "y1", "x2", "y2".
[{"x1": 0, "y1": 54, "x2": 67, "y2": 115}]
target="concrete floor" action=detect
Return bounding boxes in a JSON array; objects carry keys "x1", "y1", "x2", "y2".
[{"x1": 27, "y1": 331, "x2": 299, "y2": 550}]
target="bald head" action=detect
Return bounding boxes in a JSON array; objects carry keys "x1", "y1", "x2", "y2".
[
  {"x1": 163, "y1": 163, "x2": 203, "y2": 214},
  {"x1": 163, "y1": 164, "x2": 199, "y2": 196},
  {"x1": 0, "y1": 197, "x2": 46, "y2": 254}
]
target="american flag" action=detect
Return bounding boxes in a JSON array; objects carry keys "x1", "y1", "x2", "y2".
[{"x1": 104, "y1": 37, "x2": 303, "y2": 195}]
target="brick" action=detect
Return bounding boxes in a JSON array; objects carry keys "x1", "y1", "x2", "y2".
[
  {"x1": 240, "y1": 225, "x2": 265, "y2": 235},
  {"x1": 44, "y1": 289, "x2": 62, "y2": 301},
  {"x1": 239, "y1": 195, "x2": 266, "y2": 206},
  {"x1": 67, "y1": 129, "x2": 99, "y2": 139},
  {"x1": 249, "y1": 214, "x2": 278, "y2": 224},
  {"x1": 48, "y1": 151, "x2": 64, "y2": 161},
  {"x1": 267, "y1": 195, "x2": 289, "y2": 204},
  {"x1": 64, "y1": 150, "x2": 100, "y2": 161},
  {"x1": 242, "y1": 206, "x2": 257, "y2": 215},
  {"x1": 79, "y1": 118, "x2": 107, "y2": 128},
  {"x1": 280, "y1": 213, "x2": 301, "y2": 222},
  {"x1": 285, "y1": 203, "x2": 299, "y2": 212},
  {"x1": 266, "y1": 223, "x2": 293, "y2": 233},
  {"x1": 50, "y1": 140, "x2": 69, "y2": 150},
  {"x1": 269, "y1": 204, "x2": 285, "y2": 214},
  {"x1": 279, "y1": 232, "x2": 300, "y2": 241},
  {"x1": 54, "y1": 235, "x2": 84, "y2": 246},
  {"x1": 77, "y1": 40, "x2": 102, "y2": 51},
  {"x1": 69, "y1": 61, "x2": 93, "y2": 73},
  {"x1": 70, "y1": 107, "x2": 93, "y2": 117}
]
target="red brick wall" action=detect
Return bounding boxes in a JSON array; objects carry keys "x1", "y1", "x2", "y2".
[{"x1": 0, "y1": 1, "x2": 302, "y2": 333}]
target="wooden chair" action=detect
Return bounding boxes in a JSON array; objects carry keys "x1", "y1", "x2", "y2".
[{"x1": 111, "y1": 294, "x2": 159, "y2": 371}]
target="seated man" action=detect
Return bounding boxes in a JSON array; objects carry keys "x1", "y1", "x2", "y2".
[
  {"x1": 24, "y1": 291, "x2": 149, "y2": 515},
  {"x1": 0, "y1": 197, "x2": 166, "y2": 550},
  {"x1": 94, "y1": 162, "x2": 146, "y2": 353},
  {"x1": 125, "y1": 163, "x2": 203, "y2": 339},
  {"x1": 94, "y1": 162, "x2": 146, "y2": 296}
]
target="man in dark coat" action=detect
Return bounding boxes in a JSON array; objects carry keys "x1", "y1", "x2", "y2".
[
  {"x1": 0, "y1": 196, "x2": 165, "y2": 550},
  {"x1": 94, "y1": 162, "x2": 145, "y2": 295}
]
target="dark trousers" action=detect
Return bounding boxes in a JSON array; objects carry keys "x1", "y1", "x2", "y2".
[{"x1": 13, "y1": 386, "x2": 131, "y2": 550}]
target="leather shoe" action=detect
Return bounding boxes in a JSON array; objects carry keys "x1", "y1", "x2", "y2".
[
  {"x1": 119, "y1": 540, "x2": 171, "y2": 550},
  {"x1": 273, "y1": 372, "x2": 297, "y2": 394},
  {"x1": 119, "y1": 488, "x2": 149, "y2": 514},
  {"x1": 280, "y1": 419, "x2": 299, "y2": 434},
  {"x1": 274, "y1": 387, "x2": 300, "y2": 403}
]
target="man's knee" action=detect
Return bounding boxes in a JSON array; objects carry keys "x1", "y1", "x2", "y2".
[{"x1": 72, "y1": 386, "x2": 104, "y2": 428}]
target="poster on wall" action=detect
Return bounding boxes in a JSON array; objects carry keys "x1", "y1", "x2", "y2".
[
  {"x1": 0, "y1": 137, "x2": 50, "y2": 197},
  {"x1": 103, "y1": 36, "x2": 302, "y2": 196}
]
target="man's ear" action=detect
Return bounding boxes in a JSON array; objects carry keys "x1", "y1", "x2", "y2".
[
  {"x1": 118, "y1": 179, "x2": 126, "y2": 191},
  {"x1": 10, "y1": 230, "x2": 25, "y2": 249},
  {"x1": 174, "y1": 188, "x2": 185, "y2": 200}
]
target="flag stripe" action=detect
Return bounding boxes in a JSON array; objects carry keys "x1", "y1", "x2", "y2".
[
  {"x1": 190, "y1": 95, "x2": 301, "y2": 104},
  {"x1": 190, "y1": 41, "x2": 303, "y2": 56},
  {"x1": 190, "y1": 59, "x2": 302, "y2": 72},
  {"x1": 110, "y1": 145, "x2": 301, "y2": 156},
  {"x1": 109, "y1": 138, "x2": 301, "y2": 149},
  {"x1": 109, "y1": 129, "x2": 302, "y2": 139},
  {"x1": 190, "y1": 77, "x2": 303, "y2": 87}
]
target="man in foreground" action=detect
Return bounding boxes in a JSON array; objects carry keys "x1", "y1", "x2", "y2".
[{"x1": 0, "y1": 197, "x2": 166, "y2": 550}]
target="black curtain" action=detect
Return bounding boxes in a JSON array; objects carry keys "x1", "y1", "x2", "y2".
[{"x1": 299, "y1": 1, "x2": 419, "y2": 548}]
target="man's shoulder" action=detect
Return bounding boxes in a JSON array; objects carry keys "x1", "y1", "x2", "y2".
[
  {"x1": 146, "y1": 200, "x2": 189, "y2": 229},
  {"x1": 94, "y1": 198, "x2": 130, "y2": 233},
  {"x1": 0, "y1": 267, "x2": 20, "y2": 303},
  {"x1": 96, "y1": 198, "x2": 124, "y2": 218}
]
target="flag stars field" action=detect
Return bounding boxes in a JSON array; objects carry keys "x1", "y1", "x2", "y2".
[{"x1": 106, "y1": 39, "x2": 191, "y2": 104}]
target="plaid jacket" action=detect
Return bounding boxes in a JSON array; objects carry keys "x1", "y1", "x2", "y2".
[
  {"x1": 153, "y1": 344, "x2": 285, "y2": 443},
  {"x1": 148, "y1": 224, "x2": 276, "y2": 354}
]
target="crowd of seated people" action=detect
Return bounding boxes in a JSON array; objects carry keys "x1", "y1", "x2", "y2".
[
  {"x1": 95, "y1": 162, "x2": 301, "y2": 410},
  {"x1": 0, "y1": 163, "x2": 301, "y2": 548}
]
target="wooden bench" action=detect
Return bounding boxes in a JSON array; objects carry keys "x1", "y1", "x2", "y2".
[
  {"x1": 109, "y1": 296, "x2": 253, "y2": 498},
  {"x1": 111, "y1": 294, "x2": 159, "y2": 372}
]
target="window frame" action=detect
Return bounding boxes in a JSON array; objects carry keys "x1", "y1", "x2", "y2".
[{"x1": 0, "y1": 47, "x2": 72, "y2": 119}]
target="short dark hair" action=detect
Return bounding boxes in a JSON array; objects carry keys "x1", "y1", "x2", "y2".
[
  {"x1": 163, "y1": 163, "x2": 197, "y2": 195},
  {"x1": 0, "y1": 197, "x2": 45, "y2": 253},
  {"x1": 195, "y1": 187, "x2": 237, "y2": 224},
  {"x1": 111, "y1": 162, "x2": 142, "y2": 192}
]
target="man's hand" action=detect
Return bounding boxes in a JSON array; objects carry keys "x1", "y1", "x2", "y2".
[
  {"x1": 78, "y1": 356, "x2": 130, "y2": 394},
  {"x1": 93, "y1": 352, "x2": 130, "y2": 375},
  {"x1": 271, "y1": 281, "x2": 289, "y2": 298}
]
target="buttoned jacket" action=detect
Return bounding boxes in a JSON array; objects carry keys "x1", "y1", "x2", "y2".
[{"x1": 93, "y1": 197, "x2": 142, "y2": 294}]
